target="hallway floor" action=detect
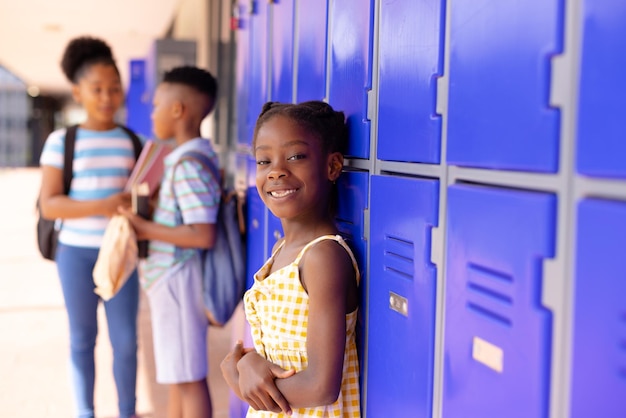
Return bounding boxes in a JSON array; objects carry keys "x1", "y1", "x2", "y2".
[{"x1": 0, "y1": 168, "x2": 239, "y2": 418}]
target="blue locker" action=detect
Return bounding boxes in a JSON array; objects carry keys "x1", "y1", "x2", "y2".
[
  {"x1": 296, "y1": 0, "x2": 328, "y2": 102},
  {"x1": 443, "y1": 185, "x2": 556, "y2": 418},
  {"x1": 235, "y1": 0, "x2": 252, "y2": 145},
  {"x1": 270, "y1": 0, "x2": 294, "y2": 103},
  {"x1": 246, "y1": 154, "x2": 266, "y2": 289},
  {"x1": 377, "y1": 0, "x2": 445, "y2": 164},
  {"x1": 366, "y1": 175, "x2": 438, "y2": 418},
  {"x1": 230, "y1": 153, "x2": 255, "y2": 418},
  {"x1": 266, "y1": 211, "x2": 283, "y2": 259},
  {"x1": 336, "y1": 170, "x2": 369, "y2": 395},
  {"x1": 328, "y1": 0, "x2": 373, "y2": 159},
  {"x1": 570, "y1": 199, "x2": 626, "y2": 417},
  {"x1": 447, "y1": 0, "x2": 564, "y2": 172},
  {"x1": 336, "y1": 171, "x2": 369, "y2": 278},
  {"x1": 249, "y1": 0, "x2": 270, "y2": 136},
  {"x1": 576, "y1": 1, "x2": 626, "y2": 178},
  {"x1": 125, "y1": 60, "x2": 152, "y2": 139}
]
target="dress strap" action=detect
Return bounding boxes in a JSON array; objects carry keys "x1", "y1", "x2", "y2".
[{"x1": 293, "y1": 235, "x2": 360, "y2": 284}]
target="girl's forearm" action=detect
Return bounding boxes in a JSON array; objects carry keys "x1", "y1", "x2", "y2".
[
  {"x1": 41, "y1": 195, "x2": 112, "y2": 219},
  {"x1": 274, "y1": 370, "x2": 341, "y2": 409},
  {"x1": 142, "y1": 223, "x2": 214, "y2": 249}
]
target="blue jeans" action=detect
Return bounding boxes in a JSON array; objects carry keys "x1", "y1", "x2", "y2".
[{"x1": 56, "y1": 243, "x2": 139, "y2": 418}]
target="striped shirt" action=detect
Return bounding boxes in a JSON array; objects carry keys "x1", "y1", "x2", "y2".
[
  {"x1": 39, "y1": 126, "x2": 141, "y2": 249},
  {"x1": 141, "y1": 138, "x2": 220, "y2": 289}
]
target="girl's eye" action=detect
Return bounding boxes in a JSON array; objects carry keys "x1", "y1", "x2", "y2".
[
  {"x1": 256, "y1": 160, "x2": 269, "y2": 166},
  {"x1": 288, "y1": 154, "x2": 306, "y2": 161}
]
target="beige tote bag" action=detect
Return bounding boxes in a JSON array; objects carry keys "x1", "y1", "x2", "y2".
[{"x1": 93, "y1": 215, "x2": 138, "y2": 300}]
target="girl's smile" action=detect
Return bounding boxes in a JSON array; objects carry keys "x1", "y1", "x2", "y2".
[{"x1": 268, "y1": 188, "x2": 299, "y2": 198}]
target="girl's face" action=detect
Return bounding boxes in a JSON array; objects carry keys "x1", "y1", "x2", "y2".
[
  {"x1": 254, "y1": 115, "x2": 343, "y2": 221},
  {"x1": 72, "y1": 63, "x2": 123, "y2": 130}
]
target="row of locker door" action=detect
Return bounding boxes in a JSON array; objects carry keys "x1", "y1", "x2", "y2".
[
  {"x1": 0, "y1": 67, "x2": 29, "y2": 167},
  {"x1": 242, "y1": 162, "x2": 625, "y2": 417},
  {"x1": 236, "y1": 0, "x2": 626, "y2": 178}
]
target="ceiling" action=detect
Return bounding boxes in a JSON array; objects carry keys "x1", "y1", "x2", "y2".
[{"x1": 0, "y1": 0, "x2": 180, "y2": 96}]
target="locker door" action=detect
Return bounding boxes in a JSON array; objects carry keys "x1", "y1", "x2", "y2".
[
  {"x1": 377, "y1": 0, "x2": 445, "y2": 164},
  {"x1": 328, "y1": 0, "x2": 373, "y2": 159},
  {"x1": 235, "y1": 0, "x2": 252, "y2": 145},
  {"x1": 336, "y1": 171, "x2": 369, "y2": 280},
  {"x1": 125, "y1": 60, "x2": 151, "y2": 139},
  {"x1": 576, "y1": 1, "x2": 626, "y2": 178},
  {"x1": 571, "y1": 199, "x2": 626, "y2": 417},
  {"x1": 443, "y1": 185, "x2": 556, "y2": 418},
  {"x1": 246, "y1": 155, "x2": 266, "y2": 289},
  {"x1": 447, "y1": 0, "x2": 564, "y2": 172},
  {"x1": 230, "y1": 153, "x2": 254, "y2": 418},
  {"x1": 266, "y1": 211, "x2": 283, "y2": 260},
  {"x1": 249, "y1": 0, "x2": 270, "y2": 130},
  {"x1": 296, "y1": 0, "x2": 328, "y2": 102},
  {"x1": 336, "y1": 170, "x2": 369, "y2": 367},
  {"x1": 0, "y1": 70, "x2": 7, "y2": 165},
  {"x1": 366, "y1": 175, "x2": 438, "y2": 418},
  {"x1": 270, "y1": 0, "x2": 294, "y2": 103}
]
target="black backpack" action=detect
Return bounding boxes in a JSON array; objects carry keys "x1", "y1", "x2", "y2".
[{"x1": 36, "y1": 125, "x2": 142, "y2": 261}]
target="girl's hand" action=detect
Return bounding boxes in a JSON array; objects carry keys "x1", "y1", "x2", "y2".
[
  {"x1": 237, "y1": 350, "x2": 295, "y2": 415},
  {"x1": 220, "y1": 340, "x2": 250, "y2": 398},
  {"x1": 102, "y1": 192, "x2": 131, "y2": 217}
]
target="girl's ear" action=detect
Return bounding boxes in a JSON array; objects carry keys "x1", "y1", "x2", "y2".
[
  {"x1": 327, "y1": 152, "x2": 344, "y2": 181},
  {"x1": 71, "y1": 84, "x2": 81, "y2": 104}
]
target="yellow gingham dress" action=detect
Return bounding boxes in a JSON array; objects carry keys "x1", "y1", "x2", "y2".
[{"x1": 244, "y1": 235, "x2": 361, "y2": 418}]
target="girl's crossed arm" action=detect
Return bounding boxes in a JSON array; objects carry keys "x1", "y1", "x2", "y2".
[{"x1": 221, "y1": 341, "x2": 295, "y2": 414}]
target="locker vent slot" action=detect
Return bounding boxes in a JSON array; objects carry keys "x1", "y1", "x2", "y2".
[
  {"x1": 468, "y1": 262, "x2": 513, "y2": 283},
  {"x1": 336, "y1": 217, "x2": 354, "y2": 226},
  {"x1": 339, "y1": 228, "x2": 355, "y2": 242},
  {"x1": 466, "y1": 263, "x2": 513, "y2": 327},
  {"x1": 467, "y1": 303, "x2": 512, "y2": 327},
  {"x1": 383, "y1": 235, "x2": 414, "y2": 280},
  {"x1": 337, "y1": 221, "x2": 355, "y2": 242},
  {"x1": 467, "y1": 282, "x2": 513, "y2": 305}
]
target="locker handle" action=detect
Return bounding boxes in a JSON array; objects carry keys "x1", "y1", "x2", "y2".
[{"x1": 389, "y1": 291, "x2": 408, "y2": 317}]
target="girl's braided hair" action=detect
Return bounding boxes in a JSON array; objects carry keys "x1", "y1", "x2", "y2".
[
  {"x1": 61, "y1": 36, "x2": 118, "y2": 83},
  {"x1": 253, "y1": 101, "x2": 348, "y2": 155}
]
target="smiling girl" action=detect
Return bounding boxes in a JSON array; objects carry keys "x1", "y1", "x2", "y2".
[{"x1": 221, "y1": 101, "x2": 361, "y2": 417}]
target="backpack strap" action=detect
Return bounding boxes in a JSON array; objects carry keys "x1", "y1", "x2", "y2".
[
  {"x1": 169, "y1": 150, "x2": 222, "y2": 218},
  {"x1": 179, "y1": 150, "x2": 221, "y2": 186},
  {"x1": 63, "y1": 125, "x2": 78, "y2": 195},
  {"x1": 118, "y1": 125, "x2": 144, "y2": 160}
]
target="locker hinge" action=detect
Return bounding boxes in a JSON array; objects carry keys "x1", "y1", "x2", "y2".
[
  {"x1": 363, "y1": 208, "x2": 370, "y2": 241},
  {"x1": 550, "y1": 54, "x2": 568, "y2": 108},
  {"x1": 541, "y1": 257, "x2": 563, "y2": 311},
  {"x1": 436, "y1": 75, "x2": 448, "y2": 116},
  {"x1": 430, "y1": 226, "x2": 443, "y2": 266},
  {"x1": 366, "y1": 89, "x2": 375, "y2": 121}
]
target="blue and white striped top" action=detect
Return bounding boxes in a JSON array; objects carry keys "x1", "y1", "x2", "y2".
[
  {"x1": 142, "y1": 138, "x2": 220, "y2": 289},
  {"x1": 39, "y1": 126, "x2": 140, "y2": 249}
]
